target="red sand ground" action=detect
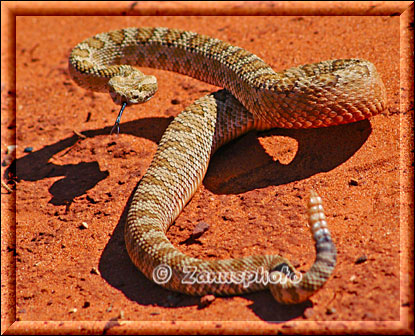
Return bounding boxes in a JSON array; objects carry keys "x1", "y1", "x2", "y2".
[{"x1": 1, "y1": 1, "x2": 413, "y2": 335}]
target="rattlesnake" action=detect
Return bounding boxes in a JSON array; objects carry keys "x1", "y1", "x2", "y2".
[{"x1": 68, "y1": 27, "x2": 387, "y2": 304}]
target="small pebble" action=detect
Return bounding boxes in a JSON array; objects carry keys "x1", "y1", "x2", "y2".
[
  {"x1": 79, "y1": 222, "x2": 88, "y2": 230},
  {"x1": 326, "y1": 307, "x2": 336, "y2": 315},
  {"x1": 24, "y1": 147, "x2": 33, "y2": 153},
  {"x1": 7, "y1": 145, "x2": 16, "y2": 154},
  {"x1": 355, "y1": 255, "x2": 368, "y2": 264},
  {"x1": 90, "y1": 267, "x2": 100, "y2": 275},
  {"x1": 69, "y1": 308, "x2": 77, "y2": 314},
  {"x1": 191, "y1": 222, "x2": 210, "y2": 239},
  {"x1": 199, "y1": 294, "x2": 215, "y2": 308},
  {"x1": 2, "y1": 146, "x2": 16, "y2": 166},
  {"x1": 349, "y1": 178, "x2": 359, "y2": 186},
  {"x1": 303, "y1": 307, "x2": 315, "y2": 318}
]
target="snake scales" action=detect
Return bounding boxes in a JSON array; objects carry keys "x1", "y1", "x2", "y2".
[{"x1": 68, "y1": 27, "x2": 387, "y2": 304}]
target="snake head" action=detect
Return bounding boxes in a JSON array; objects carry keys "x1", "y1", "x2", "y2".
[{"x1": 108, "y1": 70, "x2": 158, "y2": 105}]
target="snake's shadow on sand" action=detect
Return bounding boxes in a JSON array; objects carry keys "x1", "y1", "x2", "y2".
[{"x1": 11, "y1": 112, "x2": 372, "y2": 322}]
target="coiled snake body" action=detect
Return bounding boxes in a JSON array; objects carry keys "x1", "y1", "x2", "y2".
[{"x1": 69, "y1": 27, "x2": 387, "y2": 304}]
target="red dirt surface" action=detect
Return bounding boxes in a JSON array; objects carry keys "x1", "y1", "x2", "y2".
[{"x1": 1, "y1": 1, "x2": 413, "y2": 335}]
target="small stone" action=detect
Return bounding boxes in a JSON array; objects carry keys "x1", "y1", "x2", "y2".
[
  {"x1": 303, "y1": 307, "x2": 315, "y2": 318},
  {"x1": 6, "y1": 145, "x2": 16, "y2": 154},
  {"x1": 191, "y1": 222, "x2": 210, "y2": 239},
  {"x1": 24, "y1": 147, "x2": 33, "y2": 153},
  {"x1": 69, "y1": 308, "x2": 77, "y2": 314},
  {"x1": 349, "y1": 275, "x2": 357, "y2": 282},
  {"x1": 349, "y1": 178, "x2": 359, "y2": 186},
  {"x1": 355, "y1": 255, "x2": 368, "y2": 264},
  {"x1": 90, "y1": 267, "x2": 100, "y2": 275},
  {"x1": 326, "y1": 307, "x2": 336, "y2": 315},
  {"x1": 82, "y1": 301, "x2": 90, "y2": 308},
  {"x1": 79, "y1": 222, "x2": 88, "y2": 230},
  {"x1": 2, "y1": 146, "x2": 16, "y2": 166},
  {"x1": 199, "y1": 294, "x2": 215, "y2": 308}
]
